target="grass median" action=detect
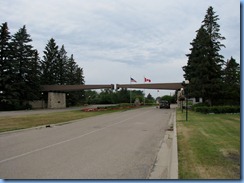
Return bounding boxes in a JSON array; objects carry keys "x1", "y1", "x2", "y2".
[
  {"x1": 0, "y1": 109, "x2": 125, "y2": 133},
  {"x1": 177, "y1": 109, "x2": 240, "y2": 179}
]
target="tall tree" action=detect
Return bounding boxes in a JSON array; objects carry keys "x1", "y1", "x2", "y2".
[
  {"x1": 222, "y1": 57, "x2": 240, "y2": 104},
  {"x1": 183, "y1": 6, "x2": 225, "y2": 105},
  {"x1": 40, "y1": 38, "x2": 59, "y2": 84},
  {"x1": 56, "y1": 45, "x2": 68, "y2": 85},
  {"x1": 0, "y1": 22, "x2": 13, "y2": 105},
  {"x1": 66, "y1": 54, "x2": 78, "y2": 84},
  {"x1": 11, "y1": 25, "x2": 39, "y2": 103},
  {"x1": 66, "y1": 54, "x2": 84, "y2": 85},
  {"x1": 26, "y1": 50, "x2": 41, "y2": 100},
  {"x1": 65, "y1": 54, "x2": 85, "y2": 106}
]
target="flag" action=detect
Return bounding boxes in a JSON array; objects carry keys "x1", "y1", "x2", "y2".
[
  {"x1": 130, "y1": 77, "x2": 137, "y2": 83},
  {"x1": 144, "y1": 77, "x2": 151, "y2": 82}
]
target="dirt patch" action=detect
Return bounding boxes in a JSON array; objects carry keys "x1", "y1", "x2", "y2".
[
  {"x1": 177, "y1": 123, "x2": 192, "y2": 142},
  {"x1": 220, "y1": 149, "x2": 240, "y2": 179},
  {"x1": 220, "y1": 149, "x2": 240, "y2": 164},
  {"x1": 197, "y1": 165, "x2": 236, "y2": 179}
]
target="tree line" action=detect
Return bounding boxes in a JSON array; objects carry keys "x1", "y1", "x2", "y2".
[
  {"x1": 84, "y1": 89, "x2": 155, "y2": 105},
  {"x1": 183, "y1": 6, "x2": 240, "y2": 106},
  {"x1": 0, "y1": 22, "x2": 84, "y2": 110}
]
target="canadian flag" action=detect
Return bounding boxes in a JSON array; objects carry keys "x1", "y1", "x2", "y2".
[{"x1": 144, "y1": 77, "x2": 151, "y2": 82}]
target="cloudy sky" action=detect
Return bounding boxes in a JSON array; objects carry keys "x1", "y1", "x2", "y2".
[{"x1": 0, "y1": 0, "x2": 240, "y2": 98}]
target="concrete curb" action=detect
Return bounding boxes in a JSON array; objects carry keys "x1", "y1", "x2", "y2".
[
  {"x1": 148, "y1": 109, "x2": 178, "y2": 179},
  {"x1": 169, "y1": 111, "x2": 178, "y2": 179}
]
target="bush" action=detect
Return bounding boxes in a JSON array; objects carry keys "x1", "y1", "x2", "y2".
[
  {"x1": 194, "y1": 106, "x2": 240, "y2": 114},
  {"x1": 191, "y1": 103, "x2": 209, "y2": 111}
]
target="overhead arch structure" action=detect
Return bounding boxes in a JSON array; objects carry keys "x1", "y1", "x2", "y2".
[
  {"x1": 41, "y1": 84, "x2": 114, "y2": 92},
  {"x1": 40, "y1": 84, "x2": 114, "y2": 109},
  {"x1": 116, "y1": 83, "x2": 183, "y2": 90},
  {"x1": 40, "y1": 83, "x2": 184, "y2": 109}
]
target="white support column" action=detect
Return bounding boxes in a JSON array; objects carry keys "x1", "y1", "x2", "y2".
[{"x1": 48, "y1": 92, "x2": 66, "y2": 109}]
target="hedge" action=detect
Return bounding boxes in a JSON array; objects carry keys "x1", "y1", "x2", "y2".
[{"x1": 194, "y1": 106, "x2": 240, "y2": 114}]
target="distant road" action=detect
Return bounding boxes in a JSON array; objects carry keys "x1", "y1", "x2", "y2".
[{"x1": 0, "y1": 106, "x2": 175, "y2": 179}]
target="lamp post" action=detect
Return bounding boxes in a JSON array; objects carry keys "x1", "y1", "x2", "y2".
[
  {"x1": 180, "y1": 88, "x2": 184, "y2": 113},
  {"x1": 182, "y1": 80, "x2": 189, "y2": 121}
]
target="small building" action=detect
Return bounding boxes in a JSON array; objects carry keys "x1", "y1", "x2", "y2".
[{"x1": 177, "y1": 90, "x2": 203, "y2": 107}]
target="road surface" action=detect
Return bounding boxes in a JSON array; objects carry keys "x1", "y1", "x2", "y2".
[{"x1": 0, "y1": 106, "x2": 175, "y2": 179}]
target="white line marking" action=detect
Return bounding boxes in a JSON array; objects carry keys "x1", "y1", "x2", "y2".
[{"x1": 0, "y1": 109, "x2": 152, "y2": 164}]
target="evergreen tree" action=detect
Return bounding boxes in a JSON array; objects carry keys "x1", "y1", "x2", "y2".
[
  {"x1": 11, "y1": 25, "x2": 39, "y2": 103},
  {"x1": 74, "y1": 67, "x2": 85, "y2": 84},
  {"x1": 183, "y1": 6, "x2": 225, "y2": 105},
  {"x1": 202, "y1": 6, "x2": 226, "y2": 48},
  {"x1": 223, "y1": 57, "x2": 240, "y2": 104},
  {"x1": 41, "y1": 38, "x2": 59, "y2": 84},
  {"x1": 66, "y1": 55, "x2": 85, "y2": 106},
  {"x1": 57, "y1": 45, "x2": 68, "y2": 85},
  {"x1": 66, "y1": 54, "x2": 85, "y2": 84},
  {"x1": 146, "y1": 93, "x2": 154, "y2": 103},
  {"x1": 26, "y1": 50, "x2": 41, "y2": 100},
  {"x1": 0, "y1": 22, "x2": 13, "y2": 106},
  {"x1": 66, "y1": 54, "x2": 78, "y2": 84}
]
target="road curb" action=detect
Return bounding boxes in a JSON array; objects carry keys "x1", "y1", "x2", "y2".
[
  {"x1": 169, "y1": 110, "x2": 178, "y2": 179},
  {"x1": 149, "y1": 109, "x2": 178, "y2": 179}
]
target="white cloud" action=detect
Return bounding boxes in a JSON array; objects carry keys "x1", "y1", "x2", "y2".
[{"x1": 0, "y1": 0, "x2": 240, "y2": 98}]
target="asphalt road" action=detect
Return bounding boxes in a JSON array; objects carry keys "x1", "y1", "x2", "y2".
[{"x1": 0, "y1": 106, "x2": 174, "y2": 179}]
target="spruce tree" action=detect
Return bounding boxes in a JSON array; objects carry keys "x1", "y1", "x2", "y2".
[
  {"x1": 40, "y1": 38, "x2": 59, "y2": 84},
  {"x1": 57, "y1": 45, "x2": 68, "y2": 85},
  {"x1": 11, "y1": 25, "x2": 39, "y2": 104},
  {"x1": 183, "y1": 6, "x2": 225, "y2": 105},
  {"x1": 66, "y1": 54, "x2": 85, "y2": 106},
  {"x1": 66, "y1": 54, "x2": 78, "y2": 84},
  {"x1": 223, "y1": 57, "x2": 240, "y2": 104},
  {"x1": 66, "y1": 54, "x2": 85, "y2": 84},
  {"x1": 26, "y1": 50, "x2": 41, "y2": 100},
  {"x1": 0, "y1": 22, "x2": 13, "y2": 106}
]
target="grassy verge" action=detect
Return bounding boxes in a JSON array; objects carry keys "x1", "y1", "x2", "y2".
[
  {"x1": 177, "y1": 109, "x2": 240, "y2": 179},
  {"x1": 0, "y1": 109, "x2": 128, "y2": 133}
]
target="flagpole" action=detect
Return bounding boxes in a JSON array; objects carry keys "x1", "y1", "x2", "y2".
[
  {"x1": 130, "y1": 76, "x2": 132, "y2": 105},
  {"x1": 143, "y1": 76, "x2": 145, "y2": 105}
]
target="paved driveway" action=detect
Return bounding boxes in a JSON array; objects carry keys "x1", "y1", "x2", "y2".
[{"x1": 0, "y1": 107, "x2": 175, "y2": 179}]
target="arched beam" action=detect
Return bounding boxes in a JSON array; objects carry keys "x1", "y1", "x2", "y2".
[
  {"x1": 116, "y1": 83, "x2": 183, "y2": 90},
  {"x1": 41, "y1": 84, "x2": 114, "y2": 92}
]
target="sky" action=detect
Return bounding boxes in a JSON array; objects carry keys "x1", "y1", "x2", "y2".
[{"x1": 0, "y1": 0, "x2": 240, "y2": 98}]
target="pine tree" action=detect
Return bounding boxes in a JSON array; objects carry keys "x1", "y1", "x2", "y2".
[
  {"x1": 66, "y1": 54, "x2": 77, "y2": 85},
  {"x1": 56, "y1": 45, "x2": 68, "y2": 85},
  {"x1": 0, "y1": 22, "x2": 13, "y2": 106},
  {"x1": 66, "y1": 54, "x2": 85, "y2": 85},
  {"x1": 74, "y1": 67, "x2": 85, "y2": 84},
  {"x1": 223, "y1": 57, "x2": 240, "y2": 104},
  {"x1": 183, "y1": 27, "x2": 211, "y2": 98},
  {"x1": 183, "y1": 6, "x2": 226, "y2": 105},
  {"x1": 11, "y1": 25, "x2": 39, "y2": 104},
  {"x1": 41, "y1": 38, "x2": 59, "y2": 84},
  {"x1": 65, "y1": 54, "x2": 85, "y2": 106},
  {"x1": 26, "y1": 50, "x2": 41, "y2": 100},
  {"x1": 202, "y1": 6, "x2": 226, "y2": 48}
]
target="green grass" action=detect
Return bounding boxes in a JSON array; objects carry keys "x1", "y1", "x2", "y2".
[
  {"x1": 0, "y1": 109, "x2": 124, "y2": 133},
  {"x1": 177, "y1": 109, "x2": 240, "y2": 179}
]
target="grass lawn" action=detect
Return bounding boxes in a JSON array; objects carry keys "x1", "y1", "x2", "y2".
[
  {"x1": 0, "y1": 109, "x2": 125, "y2": 133},
  {"x1": 177, "y1": 109, "x2": 240, "y2": 179}
]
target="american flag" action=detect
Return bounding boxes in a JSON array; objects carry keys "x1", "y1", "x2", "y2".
[{"x1": 130, "y1": 77, "x2": 137, "y2": 83}]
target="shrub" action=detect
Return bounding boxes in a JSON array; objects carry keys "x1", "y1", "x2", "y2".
[
  {"x1": 194, "y1": 106, "x2": 240, "y2": 114},
  {"x1": 191, "y1": 103, "x2": 209, "y2": 111}
]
